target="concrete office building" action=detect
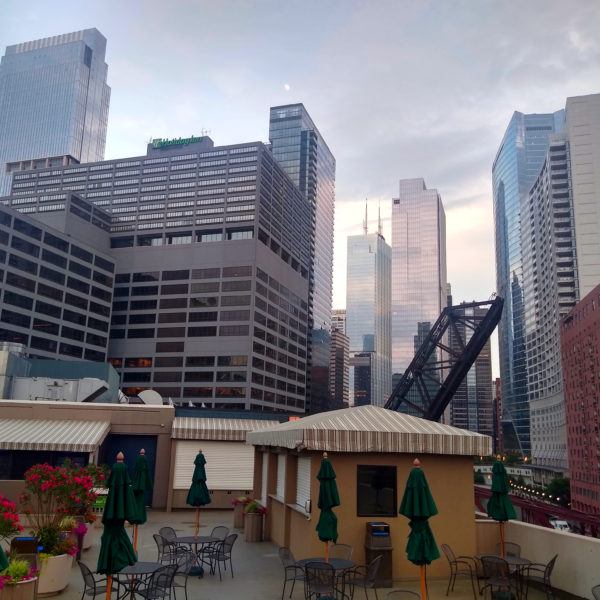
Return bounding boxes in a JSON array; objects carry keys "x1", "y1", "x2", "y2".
[
  {"x1": 391, "y1": 178, "x2": 447, "y2": 375},
  {"x1": 331, "y1": 308, "x2": 346, "y2": 334},
  {"x1": 329, "y1": 328, "x2": 349, "y2": 409},
  {"x1": 346, "y1": 230, "x2": 391, "y2": 407},
  {"x1": 269, "y1": 104, "x2": 336, "y2": 412},
  {"x1": 4, "y1": 135, "x2": 312, "y2": 414},
  {"x1": 0, "y1": 29, "x2": 110, "y2": 194},
  {"x1": 493, "y1": 109, "x2": 564, "y2": 457}
]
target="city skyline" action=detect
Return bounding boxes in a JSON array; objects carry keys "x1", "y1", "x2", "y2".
[{"x1": 1, "y1": 1, "x2": 600, "y2": 379}]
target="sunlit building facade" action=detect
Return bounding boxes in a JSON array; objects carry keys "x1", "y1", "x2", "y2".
[
  {"x1": 0, "y1": 29, "x2": 110, "y2": 194},
  {"x1": 346, "y1": 231, "x2": 391, "y2": 406},
  {"x1": 391, "y1": 178, "x2": 447, "y2": 375}
]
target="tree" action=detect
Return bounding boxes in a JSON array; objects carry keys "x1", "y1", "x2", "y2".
[{"x1": 545, "y1": 477, "x2": 570, "y2": 508}]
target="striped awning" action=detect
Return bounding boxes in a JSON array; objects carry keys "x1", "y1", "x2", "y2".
[
  {"x1": 246, "y1": 405, "x2": 492, "y2": 456},
  {"x1": 172, "y1": 417, "x2": 281, "y2": 442},
  {"x1": 0, "y1": 419, "x2": 110, "y2": 452}
]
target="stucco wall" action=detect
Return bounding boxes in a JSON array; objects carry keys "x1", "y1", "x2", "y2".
[{"x1": 256, "y1": 448, "x2": 477, "y2": 579}]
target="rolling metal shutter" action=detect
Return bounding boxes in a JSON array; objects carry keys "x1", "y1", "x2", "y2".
[
  {"x1": 296, "y1": 456, "x2": 311, "y2": 509},
  {"x1": 260, "y1": 452, "x2": 268, "y2": 504},
  {"x1": 173, "y1": 440, "x2": 254, "y2": 490},
  {"x1": 276, "y1": 454, "x2": 286, "y2": 499}
]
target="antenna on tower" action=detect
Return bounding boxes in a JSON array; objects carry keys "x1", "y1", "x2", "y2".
[
  {"x1": 363, "y1": 199, "x2": 368, "y2": 235},
  {"x1": 378, "y1": 201, "x2": 382, "y2": 235}
]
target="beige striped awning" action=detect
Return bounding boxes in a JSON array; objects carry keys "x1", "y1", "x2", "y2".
[
  {"x1": 245, "y1": 405, "x2": 492, "y2": 456},
  {"x1": 0, "y1": 419, "x2": 110, "y2": 452},
  {"x1": 172, "y1": 417, "x2": 282, "y2": 442}
]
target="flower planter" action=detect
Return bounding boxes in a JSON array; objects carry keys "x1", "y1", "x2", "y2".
[
  {"x1": 0, "y1": 578, "x2": 38, "y2": 600},
  {"x1": 233, "y1": 503, "x2": 245, "y2": 529},
  {"x1": 243, "y1": 512, "x2": 263, "y2": 542},
  {"x1": 37, "y1": 554, "x2": 71, "y2": 597}
]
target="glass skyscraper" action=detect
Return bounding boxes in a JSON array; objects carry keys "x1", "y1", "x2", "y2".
[
  {"x1": 391, "y1": 178, "x2": 447, "y2": 375},
  {"x1": 0, "y1": 29, "x2": 110, "y2": 194},
  {"x1": 346, "y1": 231, "x2": 391, "y2": 407},
  {"x1": 492, "y1": 110, "x2": 564, "y2": 457},
  {"x1": 269, "y1": 104, "x2": 336, "y2": 412}
]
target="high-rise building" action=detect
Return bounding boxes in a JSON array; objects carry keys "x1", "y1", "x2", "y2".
[
  {"x1": 329, "y1": 328, "x2": 349, "y2": 409},
  {"x1": 346, "y1": 229, "x2": 391, "y2": 407},
  {"x1": 3, "y1": 135, "x2": 312, "y2": 414},
  {"x1": 561, "y1": 281, "x2": 600, "y2": 515},
  {"x1": 0, "y1": 29, "x2": 110, "y2": 194},
  {"x1": 269, "y1": 104, "x2": 335, "y2": 412},
  {"x1": 520, "y1": 93, "x2": 600, "y2": 480},
  {"x1": 448, "y1": 304, "x2": 494, "y2": 437},
  {"x1": 391, "y1": 178, "x2": 447, "y2": 374},
  {"x1": 331, "y1": 309, "x2": 346, "y2": 334},
  {"x1": 493, "y1": 110, "x2": 564, "y2": 457}
]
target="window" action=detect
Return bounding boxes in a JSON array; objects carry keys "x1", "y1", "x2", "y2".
[
  {"x1": 186, "y1": 356, "x2": 215, "y2": 367},
  {"x1": 356, "y1": 465, "x2": 397, "y2": 517},
  {"x1": 276, "y1": 454, "x2": 286, "y2": 499}
]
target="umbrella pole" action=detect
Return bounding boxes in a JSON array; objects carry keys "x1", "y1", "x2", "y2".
[
  {"x1": 106, "y1": 575, "x2": 112, "y2": 600},
  {"x1": 133, "y1": 524, "x2": 138, "y2": 552},
  {"x1": 499, "y1": 521, "x2": 505, "y2": 557},
  {"x1": 195, "y1": 507, "x2": 199, "y2": 536},
  {"x1": 420, "y1": 565, "x2": 426, "y2": 600},
  {"x1": 324, "y1": 540, "x2": 329, "y2": 563}
]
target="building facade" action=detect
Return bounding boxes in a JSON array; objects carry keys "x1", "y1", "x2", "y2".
[
  {"x1": 391, "y1": 178, "x2": 447, "y2": 375},
  {"x1": 0, "y1": 29, "x2": 110, "y2": 194},
  {"x1": 269, "y1": 104, "x2": 336, "y2": 412},
  {"x1": 329, "y1": 328, "x2": 349, "y2": 409},
  {"x1": 493, "y1": 110, "x2": 564, "y2": 457},
  {"x1": 3, "y1": 135, "x2": 313, "y2": 414},
  {"x1": 448, "y1": 304, "x2": 494, "y2": 437},
  {"x1": 561, "y1": 281, "x2": 600, "y2": 515},
  {"x1": 346, "y1": 231, "x2": 391, "y2": 407},
  {"x1": 331, "y1": 308, "x2": 346, "y2": 334}
]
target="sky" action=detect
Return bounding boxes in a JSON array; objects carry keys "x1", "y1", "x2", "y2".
[{"x1": 1, "y1": 0, "x2": 600, "y2": 376}]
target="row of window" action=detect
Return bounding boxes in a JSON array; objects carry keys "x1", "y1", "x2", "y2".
[
  {"x1": 109, "y1": 355, "x2": 247, "y2": 368},
  {"x1": 109, "y1": 325, "x2": 249, "y2": 339}
]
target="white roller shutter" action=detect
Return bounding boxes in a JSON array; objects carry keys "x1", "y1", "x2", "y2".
[
  {"x1": 174, "y1": 440, "x2": 254, "y2": 490},
  {"x1": 296, "y1": 456, "x2": 311, "y2": 510},
  {"x1": 260, "y1": 452, "x2": 268, "y2": 504},
  {"x1": 276, "y1": 454, "x2": 286, "y2": 499}
]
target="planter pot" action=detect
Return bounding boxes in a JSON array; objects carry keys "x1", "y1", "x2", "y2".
[
  {"x1": 233, "y1": 504, "x2": 245, "y2": 529},
  {"x1": 37, "y1": 554, "x2": 72, "y2": 597},
  {"x1": 0, "y1": 578, "x2": 38, "y2": 600},
  {"x1": 243, "y1": 512, "x2": 263, "y2": 542}
]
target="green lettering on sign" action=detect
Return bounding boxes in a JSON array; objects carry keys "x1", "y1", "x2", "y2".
[{"x1": 151, "y1": 136, "x2": 204, "y2": 149}]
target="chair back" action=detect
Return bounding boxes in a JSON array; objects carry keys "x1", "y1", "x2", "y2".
[
  {"x1": 159, "y1": 526, "x2": 177, "y2": 542},
  {"x1": 495, "y1": 542, "x2": 521, "y2": 557},
  {"x1": 151, "y1": 564, "x2": 177, "y2": 593},
  {"x1": 305, "y1": 561, "x2": 336, "y2": 597},
  {"x1": 441, "y1": 543, "x2": 457, "y2": 564},
  {"x1": 481, "y1": 555, "x2": 510, "y2": 579},
  {"x1": 279, "y1": 546, "x2": 296, "y2": 568},
  {"x1": 385, "y1": 591, "x2": 421, "y2": 600},
  {"x1": 78, "y1": 561, "x2": 96, "y2": 592},
  {"x1": 591, "y1": 583, "x2": 600, "y2": 600},
  {"x1": 153, "y1": 533, "x2": 171, "y2": 562},
  {"x1": 222, "y1": 533, "x2": 238, "y2": 555},
  {"x1": 175, "y1": 550, "x2": 196, "y2": 574},
  {"x1": 544, "y1": 555, "x2": 558, "y2": 581},
  {"x1": 211, "y1": 526, "x2": 229, "y2": 540},
  {"x1": 365, "y1": 554, "x2": 383, "y2": 585},
  {"x1": 329, "y1": 543, "x2": 353, "y2": 560}
]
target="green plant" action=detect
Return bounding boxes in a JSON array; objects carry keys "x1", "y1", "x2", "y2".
[
  {"x1": 0, "y1": 557, "x2": 38, "y2": 588},
  {"x1": 244, "y1": 501, "x2": 266, "y2": 515}
]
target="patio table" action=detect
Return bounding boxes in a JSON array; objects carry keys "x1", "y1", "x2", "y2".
[
  {"x1": 175, "y1": 535, "x2": 220, "y2": 572},
  {"x1": 475, "y1": 554, "x2": 531, "y2": 599},
  {"x1": 297, "y1": 558, "x2": 355, "y2": 599},
  {"x1": 116, "y1": 561, "x2": 163, "y2": 600}
]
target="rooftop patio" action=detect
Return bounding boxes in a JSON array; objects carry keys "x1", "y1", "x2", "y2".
[{"x1": 53, "y1": 508, "x2": 572, "y2": 600}]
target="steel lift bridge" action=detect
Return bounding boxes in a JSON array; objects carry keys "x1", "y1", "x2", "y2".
[{"x1": 384, "y1": 296, "x2": 504, "y2": 420}]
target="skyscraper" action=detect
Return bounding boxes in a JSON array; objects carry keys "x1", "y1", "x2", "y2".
[
  {"x1": 269, "y1": 104, "x2": 336, "y2": 412},
  {"x1": 391, "y1": 178, "x2": 447, "y2": 374},
  {"x1": 346, "y1": 228, "x2": 391, "y2": 407},
  {"x1": 0, "y1": 29, "x2": 110, "y2": 194},
  {"x1": 493, "y1": 110, "x2": 564, "y2": 457}
]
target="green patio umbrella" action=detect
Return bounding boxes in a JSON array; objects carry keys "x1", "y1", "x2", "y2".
[
  {"x1": 316, "y1": 452, "x2": 340, "y2": 562},
  {"x1": 399, "y1": 458, "x2": 440, "y2": 600},
  {"x1": 486, "y1": 457, "x2": 516, "y2": 557},
  {"x1": 97, "y1": 452, "x2": 138, "y2": 600},
  {"x1": 186, "y1": 450, "x2": 211, "y2": 536},
  {"x1": 0, "y1": 546, "x2": 9, "y2": 571},
  {"x1": 130, "y1": 448, "x2": 153, "y2": 552}
]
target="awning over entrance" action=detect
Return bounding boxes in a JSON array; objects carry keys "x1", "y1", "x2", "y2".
[
  {"x1": 0, "y1": 419, "x2": 110, "y2": 452},
  {"x1": 172, "y1": 416, "x2": 279, "y2": 442}
]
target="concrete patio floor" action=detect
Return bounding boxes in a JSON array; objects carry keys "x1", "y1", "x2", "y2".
[{"x1": 57, "y1": 509, "x2": 547, "y2": 600}]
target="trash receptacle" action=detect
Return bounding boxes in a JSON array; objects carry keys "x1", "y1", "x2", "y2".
[{"x1": 364, "y1": 521, "x2": 393, "y2": 587}]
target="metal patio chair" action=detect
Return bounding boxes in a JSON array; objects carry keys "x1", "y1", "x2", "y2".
[
  {"x1": 78, "y1": 561, "x2": 115, "y2": 600},
  {"x1": 523, "y1": 554, "x2": 558, "y2": 600},
  {"x1": 441, "y1": 543, "x2": 478, "y2": 598},
  {"x1": 278, "y1": 547, "x2": 305, "y2": 600}
]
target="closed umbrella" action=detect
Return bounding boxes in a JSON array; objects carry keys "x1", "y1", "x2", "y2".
[
  {"x1": 486, "y1": 457, "x2": 516, "y2": 557},
  {"x1": 316, "y1": 452, "x2": 340, "y2": 563},
  {"x1": 130, "y1": 448, "x2": 153, "y2": 552},
  {"x1": 0, "y1": 547, "x2": 9, "y2": 571},
  {"x1": 97, "y1": 452, "x2": 138, "y2": 600},
  {"x1": 399, "y1": 458, "x2": 440, "y2": 600},
  {"x1": 186, "y1": 450, "x2": 211, "y2": 537}
]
